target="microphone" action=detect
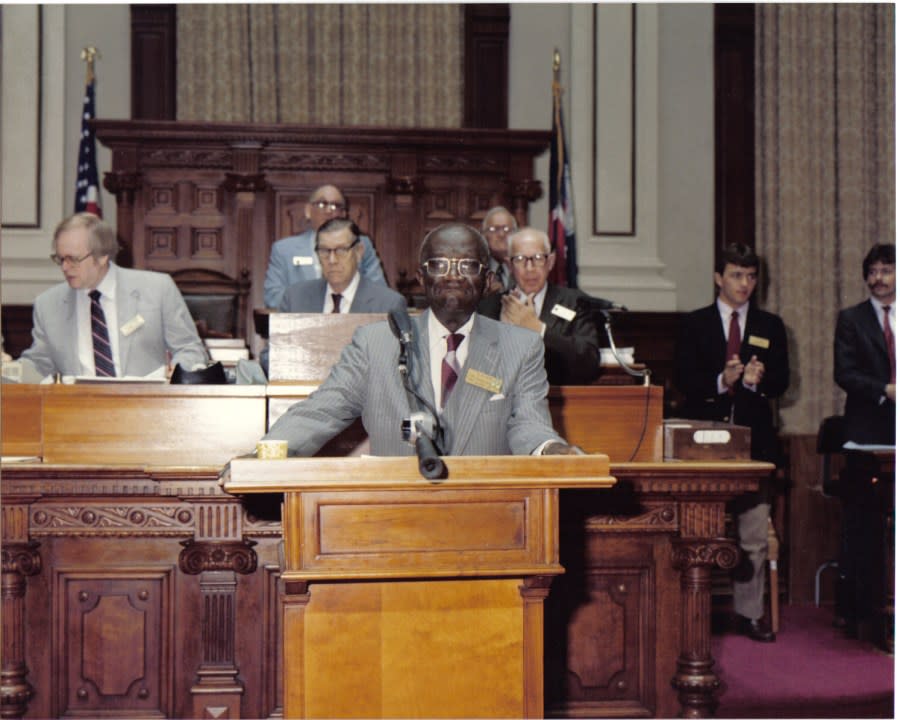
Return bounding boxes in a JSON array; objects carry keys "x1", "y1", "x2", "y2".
[
  {"x1": 415, "y1": 433, "x2": 447, "y2": 480},
  {"x1": 388, "y1": 307, "x2": 414, "y2": 346}
]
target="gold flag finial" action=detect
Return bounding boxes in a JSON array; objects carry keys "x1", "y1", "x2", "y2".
[
  {"x1": 80, "y1": 46, "x2": 99, "y2": 83},
  {"x1": 552, "y1": 48, "x2": 561, "y2": 75}
]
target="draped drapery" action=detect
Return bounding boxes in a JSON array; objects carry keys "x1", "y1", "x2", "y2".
[
  {"x1": 756, "y1": 4, "x2": 894, "y2": 434},
  {"x1": 176, "y1": 4, "x2": 464, "y2": 127}
]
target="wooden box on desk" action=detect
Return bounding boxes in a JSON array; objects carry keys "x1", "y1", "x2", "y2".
[{"x1": 664, "y1": 418, "x2": 751, "y2": 460}]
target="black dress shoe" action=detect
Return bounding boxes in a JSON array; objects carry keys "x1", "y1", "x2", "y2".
[{"x1": 736, "y1": 616, "x2": 775, "y2": 642}]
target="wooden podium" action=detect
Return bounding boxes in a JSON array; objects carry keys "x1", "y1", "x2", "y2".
[{"x1": 225, "y1": 455, "x2": 615, "y2": 719}]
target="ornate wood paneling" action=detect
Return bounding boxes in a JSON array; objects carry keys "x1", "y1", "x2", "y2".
[{"x1": 94, "y1": 121, "x2": 550, "y2": 356}]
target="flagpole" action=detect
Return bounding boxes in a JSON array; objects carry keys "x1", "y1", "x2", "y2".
[
  {"x1": 81, "y1": 46, "x2": 99, "y2": 84},
  {"x1": 75, "y1": 46, "x2": 103, "y2": 216}
]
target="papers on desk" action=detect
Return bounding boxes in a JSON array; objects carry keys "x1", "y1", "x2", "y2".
[
  {"x1": 1, "y1": 456, "x2": 42, "y2": 463},
  {"x1": 843, "y1": 441, "x2": 896, "y2": 452},
  {"x1": 41, "y1": 366, "x2": 170, "y2": 384}
]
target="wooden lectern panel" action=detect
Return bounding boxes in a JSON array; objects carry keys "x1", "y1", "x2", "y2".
[
  {"x1": 1, "y1": 385, "x2": 43, "y2": 457},
  {"x1": 40, "y1": 385, "x2": 266, "y2": 466},
  {"x1": 226, "y1": 455, "x2": 614, "y2": 719},
  {"x1": 549, "y1": 384, "x2": 664, "y2": 462}
]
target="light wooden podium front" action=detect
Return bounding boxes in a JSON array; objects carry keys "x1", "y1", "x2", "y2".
[{"x1": 225, "y1": 455, "x2": 615, "y2": 719}]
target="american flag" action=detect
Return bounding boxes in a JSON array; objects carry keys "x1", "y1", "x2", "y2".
[
  {"x1": 548, "y1": 53, "x2": 577, "y2": 288},
  {"x1": 75, "y1": 60, "x2": 101, "y2": 216}
]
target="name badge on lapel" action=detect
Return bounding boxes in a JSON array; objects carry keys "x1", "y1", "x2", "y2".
[
  {"x1": 748, "y1": 335, "x2": 770, "y2": 349},
  {"x1": 465, "y1": 368, "x2": 503, "y2": 394},
  {"x1": 121, "y1": 314, "x2": 145, "y2": 336},
  {"x1": 550, "y1": 304, "x2": 576, "y2": 322},
  {"x1": 292, "y1": 256, "x2": 314, "y2": 266}
]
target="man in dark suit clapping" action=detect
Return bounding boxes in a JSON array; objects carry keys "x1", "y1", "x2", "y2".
[{"x1": 674, "y1": 243, "x2": 790, "y2": 642}]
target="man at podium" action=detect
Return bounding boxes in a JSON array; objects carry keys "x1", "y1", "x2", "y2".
[{"x1": 262, "y1": 223, "x2": 581, "y2": 457}]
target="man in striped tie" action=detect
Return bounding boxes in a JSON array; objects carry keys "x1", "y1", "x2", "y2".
[{"x1": 19, "y1": 213, "x2": 208, "y2": 379}]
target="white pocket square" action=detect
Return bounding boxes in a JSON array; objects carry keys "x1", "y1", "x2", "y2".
[{"x1": 489, "y1": 393, "x2": 506, "y2": 401}]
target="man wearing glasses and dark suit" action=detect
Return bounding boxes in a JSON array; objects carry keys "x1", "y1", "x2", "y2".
[
  {"x1": 477, "y1": 227, "x2": 600, "y2": 386},
  {"x1": 263, "y1": 184, "x2": 386, "y2": 309}
]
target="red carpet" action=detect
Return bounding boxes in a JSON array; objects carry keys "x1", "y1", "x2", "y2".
[{"x1": 712, "y1": 605, "x2": 894, "y2": 718}]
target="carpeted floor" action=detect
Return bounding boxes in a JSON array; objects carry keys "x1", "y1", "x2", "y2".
[{"x1": 712, "y1": 604, "x2": 894, "y2": 718}]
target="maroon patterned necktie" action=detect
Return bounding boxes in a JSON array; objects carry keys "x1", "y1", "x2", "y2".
[
  {"x1": 726, "y1": 310, "x2": 741, "y2": 394},
  {"x1": 440, "y1": 333, "x2": 463, "y2": 408},
  {"x1": 883, "y1": 305, "x2": 895, "y2": 383},
  {"x1": 89, "y1": 289, "x2": 116, "y2": 377}
]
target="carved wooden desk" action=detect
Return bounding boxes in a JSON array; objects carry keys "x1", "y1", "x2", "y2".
[{"x1": 1, "y1": 385, "x2": 766, "y2": 718}]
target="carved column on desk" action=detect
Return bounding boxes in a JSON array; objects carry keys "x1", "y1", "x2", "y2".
[
  {"x1": 103, "y1": 171, "x2": 143, "y2": 268},
  {"x1": 1, "y1": 501, "x2": 41, "y2": 719},
  {"x1": 180, "y1": 500, "x2": 258, "y2": 720},
  {"x1": 670, "y1": 501, "x2": 739, "y2": 719}
]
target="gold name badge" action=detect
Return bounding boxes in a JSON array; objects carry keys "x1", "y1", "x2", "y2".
[
  {"x1": 465, "y1": 368, "x2": 503, "y2": 394},
  {"x1": 748, "y1": 335, "x2": 770, "y2": 349},
  {"x1": 120, "y1": 314, "x2": 145, "y2": 337}
]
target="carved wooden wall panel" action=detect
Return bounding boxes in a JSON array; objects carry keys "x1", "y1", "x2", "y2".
[
  {"x1": 54, "y1": 569, "x2": 173, "y2": 717},
  {"x1": 95, "y1": 122, "x2": 550, "y2": 356}
]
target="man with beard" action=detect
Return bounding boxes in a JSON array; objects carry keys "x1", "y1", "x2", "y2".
[
  {"x1": 261, "y1": 223, "x2": 580, "y2": 456},
  {"x1": 832, "y1": 242, "x2": 895, "y2": 639}
]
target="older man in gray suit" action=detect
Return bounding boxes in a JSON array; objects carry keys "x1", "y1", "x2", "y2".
[
  {"x1": 277, "y1": 218, "x2": 406, "y2": 315},
  {"x1": 260, "y1": 218, "x2": 407, "y2": 374},
  {"x1": 20, "y1": 213, "x2": 207, "y2": 379},
  {"x1": 263, "y1": 223, "x2": 580, "y2": 456}
]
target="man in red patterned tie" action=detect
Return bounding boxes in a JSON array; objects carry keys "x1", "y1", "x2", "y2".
[
  {"x1": 832, "y1": 242, "x2": 895, "y2": 640},
  {"x1": 674, "y1": 243, "x2": 790, "y2": 642}
]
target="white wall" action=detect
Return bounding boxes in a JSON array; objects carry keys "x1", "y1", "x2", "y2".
[
  {"x1": 1, "y1": 4, "x2": 129, "y2": 305},
  {"x1": 3, "y1": 4, "x2": 713, "y2": 313},
  {"x1": 509, "y1": 3, "x2": 714, "y2": 311}
]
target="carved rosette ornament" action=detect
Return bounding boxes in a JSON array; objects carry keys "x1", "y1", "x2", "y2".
[
  {"x1": 671, "y1": 539, "x2": 739, "y2": 572},
  {"x1": 1, "y1": 543, "x2": 42, "y2": 577},
  {"x1": 178, "y1": 539, "x2": 258, "y2": 575}
]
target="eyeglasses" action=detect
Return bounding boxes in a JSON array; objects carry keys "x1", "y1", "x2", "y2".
[
  {"x1": 315, "y1": 238, "x2": 360, "y2": 260},
  {"x1": 311, "y1": 200, "x2": 346, "y2": 213},
  {"x1": 510, "y1": 253, "x2": 551, "y2": 268},
  {"x1": 485, "y1": 225, "x2": 513, "y2": 234},
  {"x1": 422, "y1": 257, "x2": 484, "y2": 278},
  {"x1": 50, "y1": 252, "x2": 93, "y2": 266}
]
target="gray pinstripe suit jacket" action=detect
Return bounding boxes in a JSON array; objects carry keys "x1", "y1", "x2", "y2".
[{"x1": 263, "y1": 310, "x2": 564, "y2": 456}]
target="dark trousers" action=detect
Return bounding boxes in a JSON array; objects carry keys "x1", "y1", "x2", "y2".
[{"x1": 836, "y1": 452, "x2": 886, "y2": 627}]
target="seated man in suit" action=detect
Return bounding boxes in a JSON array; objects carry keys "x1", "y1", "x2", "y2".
[
  {"x1": 262, "y1": 223, "x2": 581, "y2": 457},
  {"x1": 263, "y1": 184, "x2": 386, "y2": 308},
  {"x1": 832, "y1": 242, "x2": 895, "y2": 638},
  {"x1": 477, "y1": 227, "x2": 600, "y2": 385},
  {"x1": 20, "y1": 212, "x2": 208, "y2": 378},
  {"x1": 674, "y1": 243, "x2": 789, "y2": 642},
  {"x1": 260, "y1": 218, "x2": 407, "y2": 373},
  {"x1": 482, "y1": 206, "x2": 518, "y2": 294}
]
